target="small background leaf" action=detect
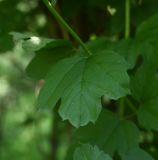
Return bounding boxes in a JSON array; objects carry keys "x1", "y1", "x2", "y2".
[
  {"x1": 73, "y1": 144, "x2": 112, "y2": 160},
  {"x1": 131, "y1": 63, "x2": 158, "y2": 131},
  {"x1": 67, "y1": 110, "x2": 142, "y2": 159}
]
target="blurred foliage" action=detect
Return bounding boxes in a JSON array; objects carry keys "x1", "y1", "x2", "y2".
[{"x1": 0, "y1": 0, "x2": 158, "y2": 160}]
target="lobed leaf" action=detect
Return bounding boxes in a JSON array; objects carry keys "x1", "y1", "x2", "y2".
[
  {"x1": 131, "y1": 64, "x2": 158, "y2": 130},
  {"x1": 74, "y1": 110, "x2": 140, "y2": 156},
  {"x1": 135, "y1": 13, "x2": 158, "y2": 65},
  {"x1": 121, "y1": 148, "x2": 154, "y2": 160},
  {"x1": 25, "y1": 38, "x2": 74, "y2": 79},
  {"x1": 73, "y1": 144, "x2": 112, "y2": 160},
  {"x1": 37, "y1": 49, "x2": 130, "y2": 127}
]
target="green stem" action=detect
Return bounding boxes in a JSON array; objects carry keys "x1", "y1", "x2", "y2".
[
  {"x1": 125, "y1": 0, "x2": 130, "y2": 39},
  {"x1": 42, "y1": 0, "x2": 92, "y2": 56}
]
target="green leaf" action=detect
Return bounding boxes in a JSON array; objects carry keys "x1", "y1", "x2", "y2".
[
  {"x1": 38, "y1": 49, "x2": 130, "y2": 127},
  {"x1": 73, "y1": 144, "x2": 112, "y2": 160},
  {"x1": 10, "y1": 32, "x2": 33, "y2": 42},
  {"x1": 131, "y1": 65, "x2": 158, "y2": 102},
  {"x1": 135, "y1": 13, "x2": 158, "y2": 65},
  {"x1": 25, "y1": 38, "x2": 74, "y2": 79},
  {"x1": 11, "y1": 32, "x2": 72, "y2": 52},
  {"x1": 84, "y1": 38, "x2": 137, "y2": 69},
  {"x1": 11, "y1": 33, "x2": 75, "y2": 79},
  {"x1": 109, "y1": 39, "x2": 138, "y2": 69},
  {"x1": 138, "y1": 99, "x2": 158, "y2": 131},
  {"x1": 136, "y1": 13, "x2": 158, "y2": 42},
  {"x1": 121, "y1": 148, "x2": 154, "y2": 160},
  {"x1": 26, "y1": 47, "x2": 74, "y2": 80},
  {"x1": 73, "y1": 110, "x2": 140, "y2": 156},
  {"x1": 136, "y1": 42, "x2": 158, "y2": 66},
  {"x1": 131, "y1": 64, "x2": 158, "y2": 130}
]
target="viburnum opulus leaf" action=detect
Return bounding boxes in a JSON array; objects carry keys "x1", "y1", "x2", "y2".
[
  {"x1": 131, "y1": 63, "x2": 158, "y2": 131},
  {"x1": 25, "y1": 38, "x2": 74, "y2": 79},
  {"x1": 82, "y1": 38, "x2": 138, "y2": 69},
  {"x1": 121, "y1": 148, "x2": 154, "y2": 160},
  {"x1": 26, "y1": 45, "x2": 74, "y2": 79},
  {"x1": 37, "y1": 47, "x2": 130, "y2": 127},
  {"x1": 10, "y1": 32, "x2": 73, "y2": 53},
  {"x1": 136, "y1": 13, "x2": 158, "y2": 42},
  {"x1": 135, "y1": 13, "x2": 158, "y2": 65},
  {"x1": 73, "y1": 144, "x2": 112, "y2": 160},
  {"x1": 71, "y1": 110, "x2": 153, "y2": 160},
  {"x1": 11, "y1": 32, "x2": 75, "y2": 79},
  {"x1": 73, "y1": 110, "x2": 140, "y2": 156}
]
